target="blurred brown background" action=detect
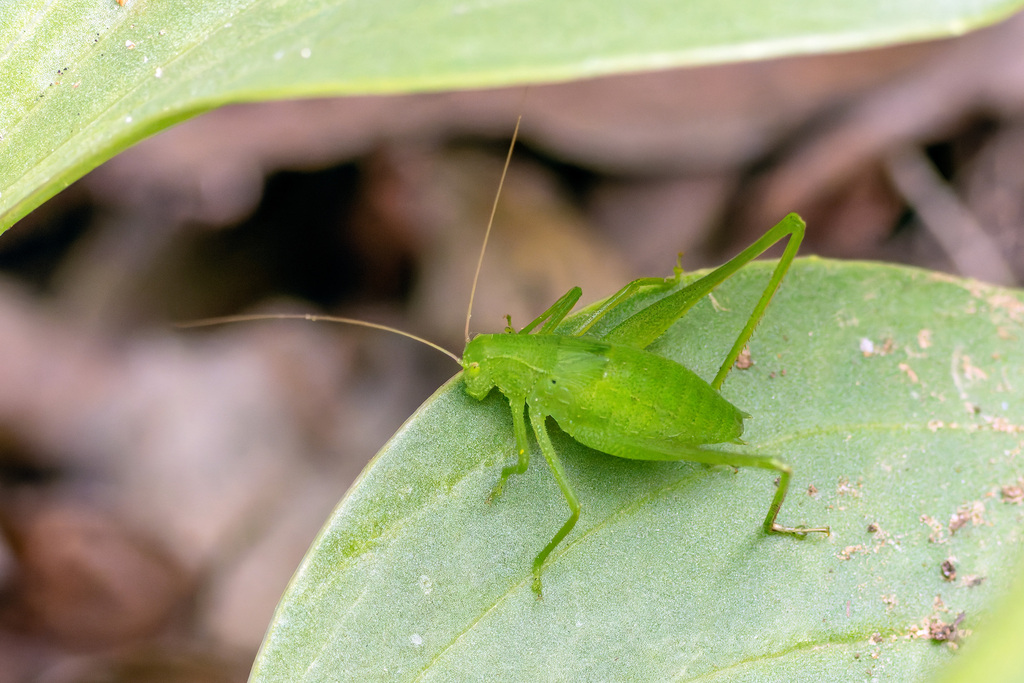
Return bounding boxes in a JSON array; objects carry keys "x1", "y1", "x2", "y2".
[{"x1": 3, "y1": 11, "x2": 1024, "y2": 681}]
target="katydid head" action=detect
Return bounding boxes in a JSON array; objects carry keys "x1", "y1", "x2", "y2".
[
  {"x1": 460, "y1": 335, "x2": 495, "y2": 400},
  {"x1": 461, "y1": 332, "x2": 544, "y2": 402}
]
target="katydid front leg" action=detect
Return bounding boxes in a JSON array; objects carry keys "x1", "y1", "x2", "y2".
[
  {"x1": 488, "y1": 289, "x2": 582, "y2": 502},
  {"x1": 489, "y1": 395, "x2": 531, "y2": 502}
]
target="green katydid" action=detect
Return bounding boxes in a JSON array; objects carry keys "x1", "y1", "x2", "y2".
[
  {"x1": 459, "y1": 213, "x2": 830, "y2": 595},
  {"x1": 186, "y1": 120, "x2": 830, "y2": 596}
]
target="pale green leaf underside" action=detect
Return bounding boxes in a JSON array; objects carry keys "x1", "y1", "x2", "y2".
[
  {"x1": 3, "y1": 0, "x2": 1024, "y2": 233},
  {"x1": 251, "y1": 259, "x2": 1024, "y2": 682}
]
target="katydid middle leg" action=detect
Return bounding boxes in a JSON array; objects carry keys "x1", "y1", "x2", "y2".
[
  {"x1": 516, "y1": 265, "x2": 688, "y2": 338},
  {"x1": 527, "y1": 405, "x2": 580, "y2": 596},
  {"x1": 517, "y1": 287, "x2": 582, "y2": 335},
  {"x1": 563, "y1": 271, "x2": 686, "y2": 337},
  {"x1": 517, "y1": 272, "x2": 682, "y2": 338}
]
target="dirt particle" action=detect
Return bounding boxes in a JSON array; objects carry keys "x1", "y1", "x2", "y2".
[
  {"x1": 928, "y1": 612, "x2": 966, "y2": 647},
  {"x1": 882, "y1": 594, "x2": 898, "y2": 610},
  {"x1": 807, "y1": 484, "x2": 818, "y2": 497},
  {"x1": 986, "y1": 417, "x2": 1024, "y2": 434},
  {"x1": 987, "y1": 293, "x2": 1024, "y2": 321},
  {"x1": 898, "y1": 363, "x2": 919, "y2": 383},
  {"x1": 838, "y1": 545, "x2": 866, "y2": 561},
  {"x1": 949, "y1": 501, "x2": 986, "y2": 534},
  {"x1": 905, "y1": 611, "x2": 969, "y2": 650},
  {"x1": 960, "y1": 575, "x2": 985, "y2": 588},
  {"x1": 961, "y1": 355, "x2": 989, "y2": 382},
  {"x1": 861, "y1": 337, "x2": 896, "y2": 356},
  {"x1": 920, "y1": 514, "x2": 946, "y2": 543},
  {"x1": 1001, "y1": 481, "x2": 1024, "y2": 504},
  {"x1": 836, "y1": 477, "x2": 862, "y2": 498},
  {"x1": 865, "y1": 522, "x2": 897, "y2": 552}
]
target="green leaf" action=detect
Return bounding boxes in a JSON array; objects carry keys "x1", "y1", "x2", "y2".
[
  {"x1": 3, "y1": 0, "x2": 1024, "y2": 234},
  {"x1": 251, "y1": 259, "x2": 1024, "y2": 681}
]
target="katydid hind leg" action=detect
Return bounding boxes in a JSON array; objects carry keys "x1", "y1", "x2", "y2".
[
  {"x1": 587, "y1": 436, "x2": 829, "y2": 537},
  {"x1": 601, "y1": 214, "x2": 805, "y2": 392},
  {"x1": 759, "y1": 458, "x2": 829, "y2": 536},
  {"x1": 709, "y1": 214, "x2": 804, "y2": 391},
  {"x1": 528, "y1": 406, "x2": 580, "y2": 596}
]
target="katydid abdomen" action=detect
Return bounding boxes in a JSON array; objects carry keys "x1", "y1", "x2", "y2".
[{"x1": 463, "y1": 333, "x2": 746, "y2": 456}]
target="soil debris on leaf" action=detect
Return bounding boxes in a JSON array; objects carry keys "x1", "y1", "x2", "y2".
[
  {"x1": 1000, "y1": 480, "x2": 1024, "y2": 504},
  {"x1": 927, "y1": 612, "x2": 967, "y2": 648},
  {"x1": 948, "y1": 501, "x2": 986, "y2": 534}
]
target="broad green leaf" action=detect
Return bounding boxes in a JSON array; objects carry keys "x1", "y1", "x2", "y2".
[
  {"x1": 251, "y1": 259, "x2": 1024, "y2": 682},
  {"x1": 3, "y1": 0, "x2": 1024, "y2": 234}
]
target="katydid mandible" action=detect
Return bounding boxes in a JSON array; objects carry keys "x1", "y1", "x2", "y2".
[{"x1": 184, "y1": 123, "x2": 830, "y2": 597}]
